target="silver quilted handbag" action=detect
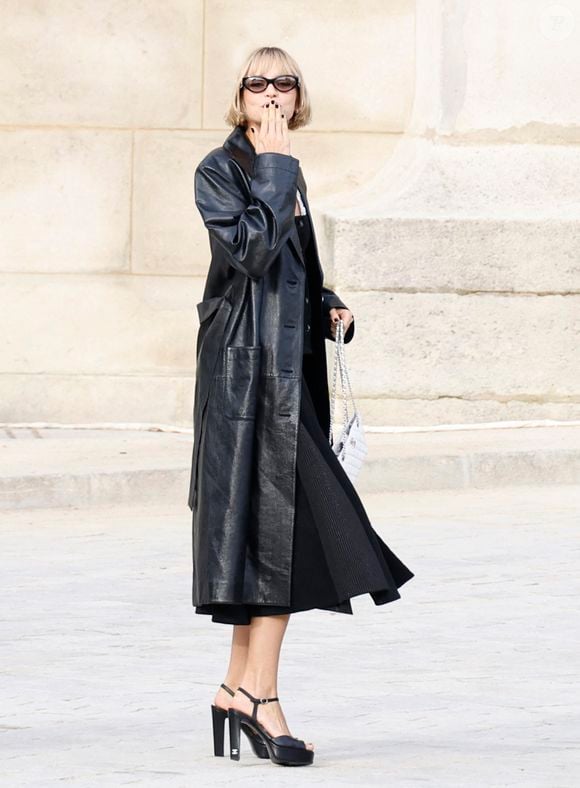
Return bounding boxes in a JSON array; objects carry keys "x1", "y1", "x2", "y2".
[{"x1": 328, "y1": 318, "x2": 368, "y2": 483}]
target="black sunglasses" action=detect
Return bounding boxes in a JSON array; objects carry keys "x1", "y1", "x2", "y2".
[{"x1": 241, "y1": 75, "x2": 300, "y2": 93}]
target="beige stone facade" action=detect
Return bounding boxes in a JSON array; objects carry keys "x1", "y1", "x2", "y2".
[{"x1": 1, "y1": 0, "x2": 578, "y2": 427}]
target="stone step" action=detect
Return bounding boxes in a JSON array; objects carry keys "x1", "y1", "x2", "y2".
[
  {"x1": 1, "y1": 423, "x2": 579, "y2": 510},
  {"x1": 313, "y1": 139, "x2": 580, "y2": 426}
]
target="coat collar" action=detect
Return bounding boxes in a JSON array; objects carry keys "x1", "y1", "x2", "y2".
[
  {"x1": 223, "y1": 125, "x2": 308, "y2": 266},
  {"x1": 223, "y1": 124, "x2": 257, "y2": 176}
]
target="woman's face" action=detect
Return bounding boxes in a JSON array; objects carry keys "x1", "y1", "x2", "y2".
[{"x1": 241, "y1": 67, "x2": 299, "y2": 128}]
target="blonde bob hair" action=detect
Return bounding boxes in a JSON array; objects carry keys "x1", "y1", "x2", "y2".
[{"x1": 224, "y1": 46, "x2": 312, "y2": 131}]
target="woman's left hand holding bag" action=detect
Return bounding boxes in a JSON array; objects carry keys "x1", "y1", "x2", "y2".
[{"x1": 329, "y1": 307, "x2": 354, "y2": 340}]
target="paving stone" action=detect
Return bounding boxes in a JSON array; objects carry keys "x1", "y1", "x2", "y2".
[{"x1": 0, "y1": 485, "x2": 578, "y2": 786}]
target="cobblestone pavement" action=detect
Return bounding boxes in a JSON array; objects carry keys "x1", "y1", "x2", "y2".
[{"x1": 1, "y1": 485, "x2": 579, "y2": 787}]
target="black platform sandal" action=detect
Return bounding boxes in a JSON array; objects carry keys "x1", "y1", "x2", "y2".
[
  {"x1": 228, "y1": 686, "x2": 314, "y2": 766},
  {"x1": 211, "y1": 683, "x2": 269, "y2": 759}
]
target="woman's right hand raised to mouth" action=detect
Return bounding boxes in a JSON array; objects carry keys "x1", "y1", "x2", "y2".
[{"x1": 252, "y1": 101, "x2": 291, "y2": 156}]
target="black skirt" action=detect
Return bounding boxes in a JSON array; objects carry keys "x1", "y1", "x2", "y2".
[{"x1": 195, "y1": 357, "x2": 415, "y2": 626}]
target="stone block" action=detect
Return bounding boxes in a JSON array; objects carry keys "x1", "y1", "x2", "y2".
[
  {"x1": 322, "y1": 140, "x2": 580, "y2": 286},
  {"x1": 0, "y1": 0, "x2": 203, "y2": 128},
  {"x1": 0, "y1": 272, "x2": 204, "y2": 375},
  {"x1": 132, "y1": 130, "x2": 225, "y2": 275},
  {"x1": 0, "y1": 130, "x2": 131, "y2": 273},
  {"x1": 327, "y1": 289, "x2": 580, "y2": 415},
  {"x1": 0, "y1": 373, "x2": 195, "y2": 427}
]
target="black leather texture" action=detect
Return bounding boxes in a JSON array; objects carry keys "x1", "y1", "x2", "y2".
[{"x1": 189, "y1": 124, "x2": 355, "y2": 607}]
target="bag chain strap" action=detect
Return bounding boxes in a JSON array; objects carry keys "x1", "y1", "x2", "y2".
[
  {"x1": 328, "y1": 319, "x2": 358, "y2": 444},
  {"x1": 328, "y1": 322, "x2": 343, "y2": 444}
]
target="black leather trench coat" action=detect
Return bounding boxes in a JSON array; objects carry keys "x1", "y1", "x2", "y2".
[{"x1": 188, "y1": 124, "x2": 355, "y2": 607}]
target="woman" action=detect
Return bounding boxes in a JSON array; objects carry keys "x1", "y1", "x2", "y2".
[{"x1": 188, "y1": 46, "x2": 414, "y2": 767}]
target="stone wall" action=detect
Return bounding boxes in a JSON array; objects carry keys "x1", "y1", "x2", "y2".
[
  {"x1": 1, "y1": 0, "x2": 578, "y2": 428},
  {"x1": 0, "y1": 0, "x2": 414, "y2": 426},
  {"x1": 318, "y1": 0, "x2": 580, "y2": 425}
]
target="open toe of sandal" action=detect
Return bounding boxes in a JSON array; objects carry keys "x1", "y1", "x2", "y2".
[{"x1": 228, "y1": 686, "x2": 314, "y2": 766}]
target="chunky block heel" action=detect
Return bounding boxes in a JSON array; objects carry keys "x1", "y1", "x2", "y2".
[
  {"x1": 228, "y1": 686, "x2": 314, "y2": 766},
  {"x1": 229, "y1": 707, "x2": 242, "y2": 760},
  {"x1": 210, "y1": 682, "x2": 269, "y2": 759},
  {"x1": 211, "y1": 704, "x2": 227, "y2": 756}
]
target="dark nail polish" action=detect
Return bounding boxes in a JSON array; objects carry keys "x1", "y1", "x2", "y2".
[{"x1": 275, "y1": 103, "x2": 279, "y2": 107}]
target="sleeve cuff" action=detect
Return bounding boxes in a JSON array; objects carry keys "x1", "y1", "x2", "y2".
[{"x1": 254, "y1": 152, "x2": 300, "y2": 174}]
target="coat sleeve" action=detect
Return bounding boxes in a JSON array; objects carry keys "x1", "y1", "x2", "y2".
[
  {"x1": 194, "y1": 151, "x2": 299, "y2": 280},
  {"x1": 321, "y1": 285, "x2": 355, "y2": 344}
]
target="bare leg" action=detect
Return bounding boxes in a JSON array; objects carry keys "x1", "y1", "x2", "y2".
[
  {"x1": 229, "y1": 614, "x2": 314, "y2": 751},
  {"x1": 213, "y1": 623, "x2": 250, "y2": 707}
]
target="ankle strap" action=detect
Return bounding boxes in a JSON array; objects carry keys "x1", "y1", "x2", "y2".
[
  {"x1": 237, "y1": 686, "x2": 279, "y2": 721},
  {"x1": 220, "y1": 683, "x2": 235, "y2": 697}
]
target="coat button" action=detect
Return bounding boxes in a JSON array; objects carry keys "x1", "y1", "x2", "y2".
[
  {"x1": 306, "y1": 323, "x2": 311, "y2": 331},
  {"x1": 305, "y1": 296, "x2": 309, "y2": 304}
]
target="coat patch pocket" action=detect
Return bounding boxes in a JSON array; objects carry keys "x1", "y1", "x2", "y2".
[
  {"x1": 224, "y1": 345, "x2": 262, "y2": 420},
  {"x1": 195, "y1": 291, "x2": 233, "y2": 361}
]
